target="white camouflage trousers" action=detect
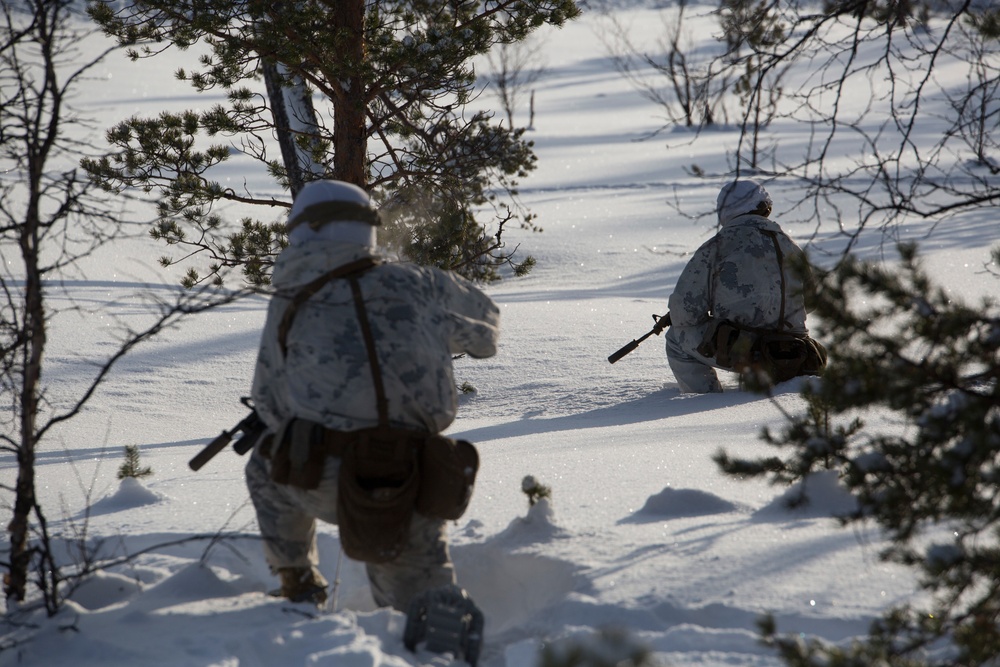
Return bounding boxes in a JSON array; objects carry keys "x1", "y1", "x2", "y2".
[
  {"x1": 245, "y1": 449, "x2": 455, "y2": 611},
  {"x1": 665, "y1": 324, "x2": 724, "y2": 393}
]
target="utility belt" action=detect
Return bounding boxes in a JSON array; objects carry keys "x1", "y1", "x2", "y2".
[
  {"x1": 261, "y1": 418, "x2": 479, "y2": 563},
  {"x1": 697, "y1": 319, "x2": 827, "y2": 385}
]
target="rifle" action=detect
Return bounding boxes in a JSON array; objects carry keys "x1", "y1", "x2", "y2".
[
  {"x1": 607, "y1": 313, "x2": 671, "y2": 364},
  {"x1": 189, "y1": 397, "x2": 268, "y2": 471}
]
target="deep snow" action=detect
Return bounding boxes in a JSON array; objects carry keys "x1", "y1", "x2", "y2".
[{"x1": 2, "y1": 4, "x2": 998, "y2": 667}]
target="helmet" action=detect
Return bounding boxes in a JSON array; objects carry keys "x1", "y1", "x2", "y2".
[
  {"x1": 717, "y1": 180, "x2": 772, "y2": 224},
  {"x1": 286, "y1": 180, "x2": 381, "y2": 231}
]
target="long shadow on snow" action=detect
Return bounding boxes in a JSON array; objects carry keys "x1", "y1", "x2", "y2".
[
  {"x1": 584, "y1": 526, "x2": 878, "y2": 641},
  {"x1": 0, "y1": 438, "x2": 214, "y2": 471},
  {"x1": 451, "y1": 387, "x2": 761, "y2": 443},
  {"x1": 491, "y1": 262, "x2": 677, "y2": 303}
]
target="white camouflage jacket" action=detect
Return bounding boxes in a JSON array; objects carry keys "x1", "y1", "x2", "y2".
[
  {"x1": 667, "y1": 214, "x2": 810, "y2": 335},
  {"x1": 251, "y1": 240, "x2": 500, "y2": 435}
]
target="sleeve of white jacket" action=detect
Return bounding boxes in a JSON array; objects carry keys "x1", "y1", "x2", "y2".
[{"x1": 433, "y1": 269, "x2": 500, "y2": 359}]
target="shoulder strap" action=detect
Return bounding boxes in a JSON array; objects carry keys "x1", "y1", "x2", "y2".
[
  {"x1": 277, "y1": 257, "x2": 380, "y2": 356},
  {"x1": 348, "y1": 277, "x2": 390, "y2": 427},
  {"x1": 759, "y1": 229, "x2": 788, "y2": 331}
]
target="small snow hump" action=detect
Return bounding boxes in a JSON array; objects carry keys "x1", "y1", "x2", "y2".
[
  {"x1": 87, "y1": 476, "x2": 165, "y2": 518},
  {"x1": 623, "y1": 486, "x2": 741, "y2": 523},
  {"x1": 754, "y1": 470, "x2": 858, "y2": 520}
]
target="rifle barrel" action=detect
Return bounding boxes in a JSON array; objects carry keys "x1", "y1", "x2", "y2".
[
  {"x1": 608, "y1": 339, "x2": 639, "y2": 364},
  {"x1": 188, "y1": 430, "x2": 234, "y2": 471},
  {"x1": 607, "y1": 313, "x2": 672, "y2": 364}
]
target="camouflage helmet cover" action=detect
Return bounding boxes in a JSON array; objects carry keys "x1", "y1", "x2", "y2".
[{"x1": 286, "y1": 180, "x2": 382, "y2": 231}]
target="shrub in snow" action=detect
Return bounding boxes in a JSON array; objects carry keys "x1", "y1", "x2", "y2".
[
  {"x1": 522, "y1": 475, "x2": 552, "y2": 507},
  {"x1": 117, "y1": 445, "x2": 153, "y2": 480},
  {"x1": 537, "y1": 627, "x2": 657, "y2": 667}
]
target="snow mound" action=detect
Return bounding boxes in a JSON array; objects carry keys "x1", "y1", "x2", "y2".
[
  {"x1": 754, "y1": 470, "x2": 858, "y2": 520},
  {"x1": 65, "y1": 570, "x2": 143, "y2": 611},
  {"x1": 494, "y1": 498, "x2": 567, "y2": 547},
  {"x1": 623, "y1": 486, "x2": 742, "y2": 522},
  {"x1": 90, "y1": 477, "x2": 165, "y2": 515},
  {"x1": 143, "y1": 561, "x2": 246, "y2": 603}
]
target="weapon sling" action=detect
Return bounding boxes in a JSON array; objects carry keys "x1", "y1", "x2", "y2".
[{"x1": 759, "y1": 229, "x2": 788, "y2": 331}]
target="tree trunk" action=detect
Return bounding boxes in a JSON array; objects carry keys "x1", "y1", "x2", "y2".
[
  {"x1": 331, "y1": 0, "x2": 367, "y2": 188},
  {"x1": 6, "y1": 199, "x2": 44, "y2": 605},
  {"x1": 262, "y1": 61, "x2": 324, "y2": 197}
]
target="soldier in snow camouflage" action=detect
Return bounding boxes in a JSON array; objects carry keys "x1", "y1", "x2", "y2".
[
  {"x1": 665, "y1": 180, "x2": 814, "y2": 393},
  {"x1": 245, "y1": 180, "x2": 499, "y2": 609}
]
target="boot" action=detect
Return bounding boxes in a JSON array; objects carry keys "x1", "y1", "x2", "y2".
[{"x1": 277, "y1": 566, "x2": 329, "y2": 605}]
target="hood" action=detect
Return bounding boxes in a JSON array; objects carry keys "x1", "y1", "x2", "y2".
[{"x1": 717, "y1": 180, "x2": 772, "y2": 226}]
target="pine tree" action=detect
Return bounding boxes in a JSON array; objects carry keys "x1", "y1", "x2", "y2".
[
  {"x1": 716, "y1": 244, "x2": 1000, "y2": 665},
  {"x1": 117, "y1": 445, "x2": 154, "y2": 480},
  {"x1": 521, "y1": 475, "x2": 552, "y2": 507},
  {"x1": 84, "y1": 0, "x2": 579, "y2": 287}
]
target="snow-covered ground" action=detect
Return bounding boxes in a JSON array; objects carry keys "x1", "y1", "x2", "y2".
[{"x1": 2, "y1": 4, "x2": 998, "y2": 666}]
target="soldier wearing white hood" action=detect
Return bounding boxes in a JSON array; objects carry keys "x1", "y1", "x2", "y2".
[
  {"x1": 245, "y1": 180, "x2": 499, "y2": 609},
  {"x1": 665, "y1": 180, "x2": 824, "y2": 393}
]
